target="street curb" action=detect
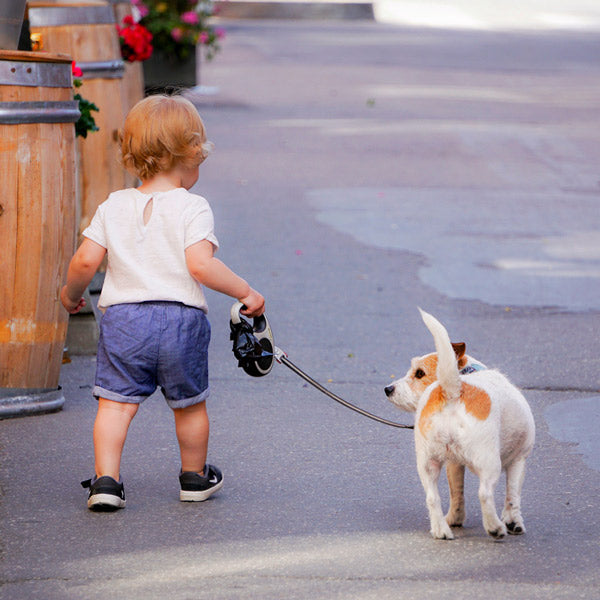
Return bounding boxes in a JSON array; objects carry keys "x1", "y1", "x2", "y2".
[{"x1": 214, "y1": 0, "x2": 374, "y2": 20}]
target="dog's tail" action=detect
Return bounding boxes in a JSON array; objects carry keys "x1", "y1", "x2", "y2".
[{"x1": 418, "y1": 308, "x2": 461, "y2": 402}]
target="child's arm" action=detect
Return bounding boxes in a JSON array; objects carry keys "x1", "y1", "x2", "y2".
[
  {"x1": 60, "y1": 239, "x2": 107, "y2": 314},
  {"x1": 185, "y1": 240, "x2": 265, "y2": 317}
]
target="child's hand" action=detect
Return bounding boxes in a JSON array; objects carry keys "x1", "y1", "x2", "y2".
[
  {"x1": 60, "y1": 286, "x2": 87, "y2": 314},
  {"x1": 239, "y1": 289, "x2": 265, "y2": 318}
]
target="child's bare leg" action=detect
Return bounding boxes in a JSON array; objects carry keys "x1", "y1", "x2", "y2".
[
  {"x1": 173, "y1": 401, "x2": 209, "y2": 474},
  {"x1": 93, "y1": 398, "x2": 139, "y2": 479}
]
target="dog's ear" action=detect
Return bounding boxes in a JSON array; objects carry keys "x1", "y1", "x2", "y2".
[
  {"x1": 452, "y1": 342, "x2": 466, "y2": 359},
  {"x1": 452, "y1": 342, "x2": 468, "y2": 369}
]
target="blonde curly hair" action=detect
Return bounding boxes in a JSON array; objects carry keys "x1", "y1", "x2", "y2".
[{"x1": 120, "y1": 94, "x2": 212, "y2": 180}]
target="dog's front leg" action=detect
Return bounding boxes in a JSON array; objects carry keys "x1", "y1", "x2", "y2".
[
  {"x1": 445, "y1": 462, "x2": 465, "y2": 527},
  {"x1": 417, "y1": 456, "x2": 454, "y2": 540}
]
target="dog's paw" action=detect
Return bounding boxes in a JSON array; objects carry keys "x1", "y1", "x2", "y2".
[
  {"x1": 502, "y1": 509, "x2": 526, "y2": 535},
  {"x1": 487, "y1": 523, "x2": 507, "y2": 540},
  {"x1": 505, "y1": 520, "x2": 526, "y2": 535},
  {"x1": 431, "y1": 522, "x2": 455, "y2": 540},
  {"x1": 445, "y1": 509, "x2": 465, "y2": 528}
]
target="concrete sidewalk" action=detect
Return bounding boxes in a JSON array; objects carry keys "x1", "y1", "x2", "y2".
[
  {"x1": 374, "y1": 0, "x2": 600, "y2": 30},
  {"x1": 215, "y1": 0, "x2": 374, "y2": 20},
  {"x1": 214, "y1": 0, "x2": 600, "y2": 31},
  {"x1": 2, "y1": 15, "x2": 600, "y2": 600}
]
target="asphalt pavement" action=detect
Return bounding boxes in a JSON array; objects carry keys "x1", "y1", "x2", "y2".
[{"x1": 1, "y1": 10, "x2": 600, "y2": 600}]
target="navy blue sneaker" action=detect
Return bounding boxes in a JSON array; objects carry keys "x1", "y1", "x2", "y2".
[
  {"x1": 179, "y1": 465, "x2": 223, "y2": 502},
  {"x1": 81, "y1": 476, "x2": 126, "y2": 511}
]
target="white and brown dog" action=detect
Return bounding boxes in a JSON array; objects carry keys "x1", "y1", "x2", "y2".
[{"x1": 384, "y1": 309, "x2": 535, "y2": 540}]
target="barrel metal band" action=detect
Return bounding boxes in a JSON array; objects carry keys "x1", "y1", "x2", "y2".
[
  {"x1": 0, "y1": 60, "x2": 72, "y2": 88},
  {"x1": 28, "y1": 5, "x2": 115, "y2": 27},
  {"x1": 0, "y1": 101, "x2": 81, "y2": 124},
  {"x1": 79, "y1": 60, "x2": 125, "y2": 79}
]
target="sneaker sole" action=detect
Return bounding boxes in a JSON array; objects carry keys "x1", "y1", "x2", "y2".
[
  {"x1": 180, "y1": 478, "x2": 224, "y2": 502},
  {"x1": 88, "y1": 493, "x2": 126, "y2": 511}
]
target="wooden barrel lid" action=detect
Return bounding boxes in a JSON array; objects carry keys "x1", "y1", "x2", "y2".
[
  {"x1": 0, "y1": 51, "x2": 74, "y2": 88},
  {"x1": 0, "y1": 50, "x2": 72, "y2": 63}
]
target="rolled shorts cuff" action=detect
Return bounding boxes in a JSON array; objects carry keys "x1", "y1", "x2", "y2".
[
  {"x1": 93, "y1": 386, "x2": 147, "y2": 404},
  {"x1": 166, "y1": 386, "x2": 210, "y2": 409}
]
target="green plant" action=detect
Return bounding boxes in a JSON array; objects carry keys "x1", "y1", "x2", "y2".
[
  {"x1": 72, "y1": 63, "x2": 99, "y2": 138},
  {"x1": 73, "y1": 91, "x2": 99, "y2": 139}
]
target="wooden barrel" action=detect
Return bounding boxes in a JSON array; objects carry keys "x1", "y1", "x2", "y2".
[
  {"x1": 107, "y1": 0, "x2": 145, "y2": 119},
  {"x1": 108, "y1": 0, "x2": 135, "y2": 24},
  {"x1": 0, "y1": 50, "x2": 78, "y2": 417},
  {"x1": 27, "y1": 1, "x2": 128, "y2": 236}
]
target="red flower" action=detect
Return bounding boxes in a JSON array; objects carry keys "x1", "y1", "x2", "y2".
[
  {"x1": 117, "y1": 18, "x2": 153, "y2": 62},
  {"x1": 71, "y1": 61, "x2": 83, "y2": 78}
]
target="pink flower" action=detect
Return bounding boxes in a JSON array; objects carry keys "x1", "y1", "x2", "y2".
[
  {"x1": 199, "y1": 31, "x2": 209, "y2": 44},
  {"x1": 216, "y1": 27, "x2": 226, "y2": 39},
  {"x1": 171, "y1": 27, "x2": 183, "y2": 42},
  {"x1": 130, "y1": 0, "x2": 149, "y2": 19},
  {"x1": 181, "y1": 10, "x2": 199, "y2": 24}
]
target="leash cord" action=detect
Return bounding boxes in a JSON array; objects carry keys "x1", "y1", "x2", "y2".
[{"x1": 277, "y1": 353, "x2": 414, "y2": 430}]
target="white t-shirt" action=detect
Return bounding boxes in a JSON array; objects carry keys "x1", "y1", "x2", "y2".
[{"x1": 82, "y1": 187, "x2": 219, "y2": 312}]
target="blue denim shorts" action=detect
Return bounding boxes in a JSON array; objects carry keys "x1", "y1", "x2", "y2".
[{"x1": 94, "y1": 302, "x2": 211, "y2": 409}]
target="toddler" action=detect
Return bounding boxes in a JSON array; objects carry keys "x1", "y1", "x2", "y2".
[{"x1": 61, "y1": 94, "x2": 264, "y2": 511}]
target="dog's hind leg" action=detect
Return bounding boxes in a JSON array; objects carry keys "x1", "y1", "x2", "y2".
[
  {"x1": 445, "y1": 462, "x2": 465, "y2": 527},
  {"x1": 417, "y1": 456, "x2": 454, "y2": 540},
  {"x1": 476, "y1": 460, "x2": 506, "y2": 539},
  {"x1": 502, "y1": 457, "x2": 527, "y2": 535}
]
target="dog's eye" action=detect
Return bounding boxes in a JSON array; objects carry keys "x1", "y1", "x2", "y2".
[{"x1": 414, "y1": 368, "x2": 426, "y2": 379}]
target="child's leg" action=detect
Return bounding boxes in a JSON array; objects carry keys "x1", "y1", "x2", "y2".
[
  {"x1": 93, "y1": 398, "x2": 139, "y2": 479},
  {"x1": 172, "y1": 401, "x2": 209, "y2": 474}
]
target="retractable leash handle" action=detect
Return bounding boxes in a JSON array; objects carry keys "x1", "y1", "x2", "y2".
[{"x1": 229, "y1": 302, "x2": 275, "y2": 377}]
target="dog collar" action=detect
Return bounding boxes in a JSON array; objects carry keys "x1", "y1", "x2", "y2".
[{"x1": 460, "y1": 363, "x2": 486, "y2": 375}]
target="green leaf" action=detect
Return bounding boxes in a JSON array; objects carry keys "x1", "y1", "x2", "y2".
[{"x1": 74, "y1": 93, "x2": 100, "y2": 138}]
